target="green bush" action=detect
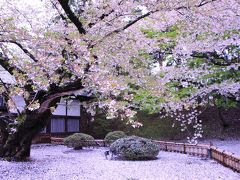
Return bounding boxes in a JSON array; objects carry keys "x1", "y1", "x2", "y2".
[
  {"x1": 104, "y1": 131, "x2": 126, "y2": 143},
  {"x1": 109, "y1": 136, "x2": 160, "y2": 160},
  {"x1": 64, "y1": 133, "x2": 94, "y2": 150}
]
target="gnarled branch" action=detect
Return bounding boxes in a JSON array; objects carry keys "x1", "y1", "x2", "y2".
[
  {"x1": 0, "y1": 40, "x2": 38, "y2": 62},
  {"x1": 89, "y1": 10, "x2": 159, "y2": 48},
  {"x1": 57, "y1": 0, "x2": 86, "y2": 34}
]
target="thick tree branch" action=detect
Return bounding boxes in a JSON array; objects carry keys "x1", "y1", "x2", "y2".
[
  {"x1": 90, "y1": 10, "x2": 159, "y2": 48},
  {"x1": 192, "y1": 51, "x2": 232, "y2": 66},
  {"x1": 175, "y1": 0, "x2": 217, "y2": 10},
  {"x1": 175, "y1": 0, "x2": 217, "y2": 15},
  {"x1": 57, "y1": 0, "x2": 86, "y2": 34},
  {"x1": 38, "y1": 78, "x2": 94, "y2": 114},
  {"x1": 50, "y1": 0, "x2": 68, "y2": 25},
  {"x1": 157, "y1": 51, "x2": 233, "y2": 66},
  {"x1": 0, "y1": 53, "x2": 25, "y2": 76},
  {"x1": 88, "y1": 9, "x2": 115, "y2": 28},
  {"x1": 196, "y1": 0, "x2": 217, "y2": 7},
  {"x1": 0, "y1": 40, "x2": 37, "y2": 62}
]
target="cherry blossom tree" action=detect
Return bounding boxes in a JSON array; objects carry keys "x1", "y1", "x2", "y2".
[{"x1": 0, "y1": 0, "x2": 239, "y2": 160}]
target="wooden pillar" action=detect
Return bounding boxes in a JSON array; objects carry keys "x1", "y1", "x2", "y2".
[
  {"x1": 183, "y1": 144, "x2": 186, "y2": 154},
  {"x1": 79, "y1": 103, "x2": 81, "y2": 132},
  {"x1": 208, "y1": 147, "x2": 212, "y2": 158},
  {"x1": 65, "y1": 100, "x2": 68, "y2": 133}
]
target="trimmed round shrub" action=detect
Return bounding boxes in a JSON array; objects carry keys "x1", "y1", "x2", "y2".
[
  {"x1": 110, "y1": 136, "x2": 160, "y2": 160},
  {"x1": 64, "y1": 133, "x2": 94, "y2": 150},
  {"x1": 104, "y1": 131, "x2": 126, "y2": 143}
]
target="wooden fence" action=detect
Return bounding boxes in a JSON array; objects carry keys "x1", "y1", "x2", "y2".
[
  {"x1": 32, "y1": 134, "x2": 51, "y2": 144},
  {"x1": 153, "y1": 141, "x2": 210, "y2": 157},
  {"x1": 50, "y1": 137, "x2": 64, "y2": 145},
  {"x1": 153, "y1": 141, "x2": 240, "y2": 172},
  {"x1": 210, "y1": 146, "x2": 240, "y2": 173},
  {"x1": 50, "y1": 137, "x2": 240, "y2": 173}
]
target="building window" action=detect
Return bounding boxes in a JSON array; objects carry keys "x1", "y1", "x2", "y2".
[
  {"x1": 49, "y1": 99, "x2": 81, "y2": 134},
  {"x1": 51, "y1": 117, "x2": 65, "y2": 133},
  {"x1": 67, "y1": 118, "x2": 80, "y2": 132}
]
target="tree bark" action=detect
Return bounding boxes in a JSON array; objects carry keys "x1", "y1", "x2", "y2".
[
  {"x1": 0, "y1": 116, "x2": 10, "y2": 152},
  {"x1": 0, "y1": 81, "x2": 93, "y2": 161},
  {"x1": 0, "y1": 110, "x2": 51, "y2": 161}
]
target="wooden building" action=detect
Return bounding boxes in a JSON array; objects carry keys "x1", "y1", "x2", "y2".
[
  {"x1": 0, "y1": 95, "x2": 84, "y2": 138},
  {"x1": 42, "y1": 99, "x2": 82, "y2": 136}
]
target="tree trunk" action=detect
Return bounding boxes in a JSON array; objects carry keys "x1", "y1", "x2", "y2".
[
  {"x1": 0, "y1": 110, "x2": 51, "y2": 161},
  {"x1": 0, "y1": 116, "x2": 13, "y2": 153},
  {"x1": 0, "y1": 80, "x2": 92, "y2": 161},
  {"x1": 0, "y1": 90, "x2": 61, "y2": 161}
]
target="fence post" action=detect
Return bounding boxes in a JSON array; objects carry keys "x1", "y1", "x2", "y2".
[
  {"x1": 207, "y1": 146, "x2": 212, "y2": 158},
  {"x1": 183, "y1": 144, "x2": 186, "y2": 154},
  {"x1": 222, "y1": 150, "x2": 225, "y2": 165}
]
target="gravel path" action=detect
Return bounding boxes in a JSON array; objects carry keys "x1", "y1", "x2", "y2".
[{"x1": 0, "y1": 144, "x2": 239, "y2": 180}]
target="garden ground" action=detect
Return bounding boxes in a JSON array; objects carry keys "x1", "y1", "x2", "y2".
[{"x1": 0, "y1": 144, "x2": 239, "y2": 180}]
